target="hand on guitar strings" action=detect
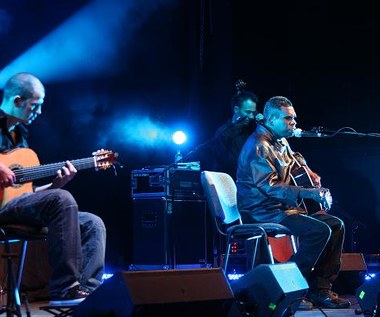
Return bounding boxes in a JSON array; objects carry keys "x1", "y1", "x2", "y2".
[
  {"x1": 0, "y1": 162, "x2": 16, "y2": 189},
  {"x1": 299, "y1": 187, "x2": 332, "y2": 210},
  {"x1": 51, "y1": 161, "x2": 77, "y2": 189},
  {"x1": 320, "y1": 189, "x2": 333, "y2": 210}
]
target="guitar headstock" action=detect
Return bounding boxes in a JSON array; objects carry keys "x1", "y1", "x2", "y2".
[{"x1": 92, "y1": 149, "x2": 119, "y2": 171}]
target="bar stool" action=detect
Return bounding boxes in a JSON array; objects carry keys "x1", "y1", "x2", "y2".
[{"x1": 0, "y1": 224, "x2": 48, "y2": 317}]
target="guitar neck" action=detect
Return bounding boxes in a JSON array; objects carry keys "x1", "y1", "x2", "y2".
[{"x1": 15, "y1": 157, "x2": 96, "y2": 183}]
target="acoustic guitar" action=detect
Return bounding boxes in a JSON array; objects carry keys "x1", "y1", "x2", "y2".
[
  {"x1": 0, "y1": 148, "x2": 118, "y2": 207},
  {"x1": 290, "y1": 160, "x2": 332, "y2": 214}
]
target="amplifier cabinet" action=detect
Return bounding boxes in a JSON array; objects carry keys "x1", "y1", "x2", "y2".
[
  {"x1": 131, "y1": 168, "x2": 203, "y2": 200},
  {"x1": 131, "y1": 168, "x2": 166, "y2": 198},
  {"x1": 132, "y1": 196, "x2": 212, "y2": 269}
]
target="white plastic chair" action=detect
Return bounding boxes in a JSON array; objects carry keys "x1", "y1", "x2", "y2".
[{"x1": 201, "y1": 171, "x2": 297, "y2": 275}]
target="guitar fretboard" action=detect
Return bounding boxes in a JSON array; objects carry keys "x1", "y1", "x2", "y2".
[{"x1": 14, "y1": 157, "x2": 96, "y2": 183}]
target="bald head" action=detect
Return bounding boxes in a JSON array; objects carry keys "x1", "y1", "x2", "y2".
[
  {"x1": 1, "y1": 72, "x2": 45, "y2": 125},
  {"x1": 2, "y1": 72, "x2": 45, "y2": 101}
]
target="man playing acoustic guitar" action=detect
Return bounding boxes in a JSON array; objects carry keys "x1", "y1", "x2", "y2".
[
  {"x1": 0, "y1": 72, "x2": 106, "y2": 306},
  {"x1": 236, "y1": 96, "x2": 350, "y2": 309}
]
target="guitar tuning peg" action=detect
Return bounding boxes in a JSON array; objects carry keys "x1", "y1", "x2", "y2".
[{"x1": 92, "y1": 149, "x2": 107, "y2": 156}]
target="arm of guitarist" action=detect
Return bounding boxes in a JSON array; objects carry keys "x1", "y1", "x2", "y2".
[
  {"x1": 35, "y1": 161, "x2": 77, "y2": 192},
  {"x1": 0, "y1": 163, "x2": 16, "y2": 189},
  {"x1": 293, "y1": 152, "x2": 321, "y2": 188},
  {"x1": 299, "y1": 186, "x2": 332, "y2": 211},
  {"x1": 305, "y1": 167, "x2": 321, "y2": 188}
]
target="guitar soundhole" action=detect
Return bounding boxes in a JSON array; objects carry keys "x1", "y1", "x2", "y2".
[{"x1": 9, "y1": 164, "x2": 23, "y2": 188}]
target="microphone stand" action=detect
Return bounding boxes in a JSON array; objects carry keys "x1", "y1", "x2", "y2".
[
  {"x1": 375, "y1": 292, "x2": 380, "y2": 317},
  {"x1": 157, "y1": 117, "x2": 255, "y2": 175},
  {"x1": 331, "y1": 200, "x2": 367, "y2": 252},
  {"x1": 300, "y1": 126, "x2": 374, "y2": 252},
  {"x1": 181, "y1": 117, "x2": 253, "y2": 160},
  {"x1": 313, "y1": 126, "x2": 380, "y2": 138}
]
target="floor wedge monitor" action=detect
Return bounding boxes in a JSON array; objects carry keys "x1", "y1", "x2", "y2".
[
  {"x1": 229, "y1": 262, "x2": 309, "y2": 317},
  {"x1": 356, "y1": 275, "x2": 380, "y2": 316},
  {"x1": 73, "y1": 268, "x2": 235, "y2": 317}
]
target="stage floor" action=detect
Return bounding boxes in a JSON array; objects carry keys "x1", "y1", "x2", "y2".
[
  {"x1": 2, "y1": 294, "x2": 365, "y2": 317},
  {"x1": 295, "y1": 295, "x2": 362, "y2": 317}
]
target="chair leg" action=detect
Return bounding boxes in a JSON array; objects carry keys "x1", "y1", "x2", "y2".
[
  {"x1": 290, "y1": 235, "x2": 298, "y2": 253},
  {"x1": 223, "y1": 237, "x2": 231, "y2": 273},
  {"x1": 21, "y1": 294, "x2": 31, "y2": 317},
  {"x1": 254, "y1": 232, "x2": 275, "y2": 265},
  {"x1": 267, "y1": 243, "x2": 275, "y2": 264},
  {"x1": 249, "y1": 238, "x2": 260, "y2": 269},
  {"x1": 224, "y1": 231, "x2": 266, "y2": 276},
  {"x1": 16, "y1": 241, "x2": 28, "y2": 295},
  {"x1": 18, "y1": 242, "x2": 31, "y2": 317},
  {"x1": 1, "y1": 240, "x2": 23, "y2": 317}
]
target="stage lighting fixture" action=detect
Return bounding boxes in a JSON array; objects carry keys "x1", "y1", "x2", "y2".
[
  {"x1": 172, "y1": 131, "x2": 187, "y2": 163},
  {"x1": 172, "y1": 130, "x2": 187, "y2": 145}
]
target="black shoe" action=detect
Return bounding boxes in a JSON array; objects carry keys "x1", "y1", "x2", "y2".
[
  {"x1": 49, "y1": 284, "x2": 90, "y2": 307},
  {"x1": 297, "y1": 299, "x2": 313, "y2": 310},
  {"x1": 306, "y1": 289, "x2": 351, "y2": 309}
]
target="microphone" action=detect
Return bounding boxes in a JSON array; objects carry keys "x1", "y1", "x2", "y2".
[
  {"x1": 255, "y1": 113, "x2": 264, "y2": 122},
  {"x1": 235, "y1": 115, "x2": 248, "y2": 123},
  {"x1": 235, "y1": 113, "x2": 264, "y2": 124},
  {"x1": 293, "y1": 128, "x2": 323, "y2": 138}
]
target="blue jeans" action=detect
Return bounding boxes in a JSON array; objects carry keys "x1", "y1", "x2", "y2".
[{"x1": 0, "y1": 189, "x2": 106, "y2": 297}]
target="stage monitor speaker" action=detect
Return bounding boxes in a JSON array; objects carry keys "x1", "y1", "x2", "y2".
[
  {"x1": 332, "y1": 252, "x2": 367, "y2": 295},
  {"x1": 229, "y1": 262, "x2": 309, "y2": 317},
  {"x1": 356, "y1": 275, "x2": 380, "y2": 316},
  {"x1": 73, "y1": 268, "x2": 234, "y2": 317}
]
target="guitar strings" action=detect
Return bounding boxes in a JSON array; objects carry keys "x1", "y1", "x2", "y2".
[{"x1": 13, "y1": 157, "x2": 112, "y2": 182}]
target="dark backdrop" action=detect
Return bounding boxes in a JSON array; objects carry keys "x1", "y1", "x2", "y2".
[{"x1": 1, "y1": 0, "x2": 380, "y2": 273}]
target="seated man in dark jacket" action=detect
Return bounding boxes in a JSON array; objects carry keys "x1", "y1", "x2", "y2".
[{"x1": 236, "y1": 96, "x2": 350, "y2": 309}]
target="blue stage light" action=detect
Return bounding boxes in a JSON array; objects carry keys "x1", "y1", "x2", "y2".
[
  {"x1": 0, "y1": 0, "x2": 174, "y2": 87},
  {"x1": 102, "y1": 273, "x2": 114, "y2": 280},
  {"x1": 172, "y1": 130, "x2": 187, "y2": 145},
  {"x1": 227, "y1": 272, "x2": 245, "y2": 281},
  {"x1": 365, "y1": 273, "x2": 376, "y2": 280}
]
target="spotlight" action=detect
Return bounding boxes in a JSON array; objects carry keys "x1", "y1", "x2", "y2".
[
  {"x1": 102, "y1": 273, "x2": 114, "y2": 280},
  {"x1": 171, "y1": 131, "x2": 187, "y2": 163},
  {"x1": 172, "y1": 130, "x2": 187, "y2": 145}
]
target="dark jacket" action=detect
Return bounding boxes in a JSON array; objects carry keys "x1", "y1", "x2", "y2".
[
  {"x1": 212, "y1": 119, "x2": 256, "y2": 179},
  {"x1": 237, "y1": 124, "x2": 304, "y2": 223}
]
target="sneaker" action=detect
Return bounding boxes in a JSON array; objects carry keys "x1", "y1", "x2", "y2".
[
  {"x1": 297, "y1": 299, "x2": 313, "y2": 310},
  {"x1": 306, "y1": 289, "x2": 351, "y2": 309},
  {"x1": 49, "y1": 284, "x2": 90, "y2": 307}
]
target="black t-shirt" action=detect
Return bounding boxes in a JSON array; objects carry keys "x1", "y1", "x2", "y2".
[
  {"x1": 211, "y1": 119, "x2": 256, "y2": 179},
  {"x1": 0, "y1": 110, "x2": 29, "y2": 153}
]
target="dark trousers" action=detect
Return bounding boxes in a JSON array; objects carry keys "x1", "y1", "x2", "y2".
[
  {"x1": 0, "y1": 189, "x2": 106, "y2": 297},
  {"x1": 280, "y1": 212, "x2": 345, "y2": 291}
]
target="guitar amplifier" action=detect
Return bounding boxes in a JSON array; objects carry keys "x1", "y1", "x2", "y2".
[
  {"x1": 131, "y1": 167, "x2": 167, "y2": 198},
  {"x1": 131, "y1": 196, "x2": 213, "y2": 269},
  {"x1": 131, "y1": 166, "x2": 203, "y2": 200}
]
